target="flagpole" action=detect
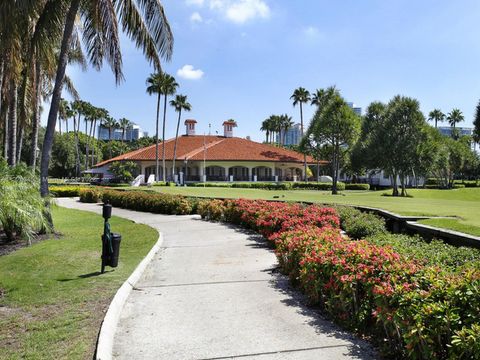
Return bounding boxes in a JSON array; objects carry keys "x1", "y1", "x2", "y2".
[{"x1": 203, "y1": 132, "x2": 206, "y2": 188}]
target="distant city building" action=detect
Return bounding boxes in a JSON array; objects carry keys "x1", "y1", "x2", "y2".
[
  {"x1": 347, "y1": 102, "x2": 362, "y2": 116},
  {"x1": 98, "y1": 124, "x2": 146, "y2": 141},
  {"x1": 278, "y1": 123, "x2": 302, "y2": 146},
  {"x1": 437, "y1": 126, "x2": 473, "y2": 138}
]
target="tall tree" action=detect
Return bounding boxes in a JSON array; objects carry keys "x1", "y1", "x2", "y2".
[
  {"x1": 473, "y1": 100, "x2": 480, "y2": 149},
  {"x1": 306, "y1": 89, "x2": 361, "y2": 194},
  {"x1": 170, "y1": 94, "x2": 191, "y2": 182},
  {"x1": 39, "y1": 0, "x2": 174, "y2": 197},
  {"x1": 260, "y1": 118, "x2": 271, "y2": 143},
  {"x1": 103, "y1": 116, "x2": 118, "y2": 159},
  {"x1": 428, "y1": 109, "x2": 445, "y2": 129},
  {"x1": 146, "y1": 73, "x2": 178, "y2": 182},
  {"x1": 447, "y1": 108, "x2": 464, "y2": 130},
  {"x1": 118, "y1": 117, "x2": 132, "y2": 142},
  {"x1": 280, "y1": 114, "x2": 293, "y2": 146},
  {"x1": 291, "y1": 87, "x2": 311, "y2": 180}
]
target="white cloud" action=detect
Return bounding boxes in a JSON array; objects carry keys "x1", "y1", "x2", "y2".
[
  {"x1": 177, "y1": 65, "x2": 204, "y2": 80},
  {"x1": 186, "y1": 0, "x2": 205, "y2": 6},
  {"x1": 190, "y1": 12, "x2": 203, "y2": 23},
  {"x1": 208, "y1": 0, "x2": 270, "y2": 24}
]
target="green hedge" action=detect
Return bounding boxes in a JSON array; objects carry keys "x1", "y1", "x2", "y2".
[
  {"x1": 291, "y1": 181, "x2": 346, "y2": 191},
  {"x1": 334, "y1": 205, "x2": 386, "y2": 239},
  {"x1": 49, "y1": 186, "x2": 85, "y2": 197},
  {"x1": 345, "y1": 183, "x2": 370, "y2": 191}
]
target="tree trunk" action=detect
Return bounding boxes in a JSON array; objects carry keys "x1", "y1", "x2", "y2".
[
  {"x1": 16, "y1": 124, "x2": 24, "y2": 163},
  {"x1": 391, "y1": 172, "x2": 399, "y2": 196},
  {"x1": 40, "y1": 0, "x2": 81, "y2": 197},
  {"x1": 162, "y1": 94, "x2": 168, "y2": 182},
  {"x1": 2, "y1": 103, "x2": 8, "y2": 160},
  {"x1": 172, "y1": 110, "x2": 182, "y2": 182},
  {"x1": 300, "y1": 102, "x2": 308, "y2": 182},
  {"x1": 91, "y1": 119, "x2": 97, "y2": 167},
  {"x1": 109, "y1": 128, "x2": 112, "y2": 158},
  {"x1": 331, "y1": 146, "x2": 338, "y2": 195},
  {"x1": 59, "y1": 119, "x2": 62, "y2": 134},
  {"x1": 85, "y1": 120, "x2": 89, "y2": 170},
  {"x1": 316, "y1": 158, "x2": 320, "y2": 182},
  {"x1": 7, "y1": 79, "x2": 17, "y2": 166},
  {"x1": 30, "y1": 61, "x2": 41, "y2": 169},
  {"x1": 155, "y1": 93, "x2": 161, "y2": 181},
  {"x1": 73, "y1": 113, "x2": 81, "y2": 177}
]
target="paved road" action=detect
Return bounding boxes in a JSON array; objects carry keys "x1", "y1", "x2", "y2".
[{"x1": 57, "y1": 198, "x2": 377, "y2": 360}]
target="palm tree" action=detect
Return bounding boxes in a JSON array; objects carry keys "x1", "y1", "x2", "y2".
[
  {"x1": 260, "y1": 119, "x2": 271, "y2": 143},
  {"x1": 447, "y1": 108, "x2": 464, "y2": 130},
  {"x1": 39, "y1": 0, "x2": 174, "y2": 197},
  {"x1": 280, "y1": 114, "x2": 294, "y2": 146},
  {"x1": 170, "y1": 95, "x2": 192, "y2": 182},
  {"x1": 118, "y1": 117, "x2": 133, "y2": 142},
  {"x1": 428, "y1": 109, "x2": 445, "y2": 129},
  {"x1": 146, "y1": 72, "x2": 178, "y2": 182},
  {"x1": 474, "y1": 100, "x2": 480, "y2": 151},
  {"x1": 291, "y1": 87, "x2": 311, "y2": 180},
  {"x1": 103, "y1": 116, "x2": 119, "y2": 159}
]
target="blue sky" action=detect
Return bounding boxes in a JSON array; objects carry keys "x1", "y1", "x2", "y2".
[{"x1": 56, "y1": 0, "x2": 480, "y2": 141}]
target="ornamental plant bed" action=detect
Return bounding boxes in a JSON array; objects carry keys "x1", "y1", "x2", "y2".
[{"x1": 79, "y1": 188, "x2": 480, "y2": 359}]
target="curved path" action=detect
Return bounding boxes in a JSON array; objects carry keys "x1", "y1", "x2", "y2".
[{"x1": 57, "y1": 198, "x2": 377, "y2": 360}]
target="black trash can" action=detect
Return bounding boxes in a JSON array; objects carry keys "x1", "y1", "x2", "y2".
[
  {"x1": 109, "y1": 233, "x2": 121, "y2": 267},
  {"x1": 101, "y1": 233, "x2": 122, "y2": 269}
]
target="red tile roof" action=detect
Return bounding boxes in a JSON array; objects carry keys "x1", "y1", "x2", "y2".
[{"x1": 94, "y1": 136, "x2": 324, "y2": 167}]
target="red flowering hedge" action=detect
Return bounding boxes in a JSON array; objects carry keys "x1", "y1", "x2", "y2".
[{"x1": 80, "y1": 189, "x2": 480, "y2": 359}]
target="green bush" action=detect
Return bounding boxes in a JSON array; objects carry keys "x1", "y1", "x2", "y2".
[
  {"x1": 189, "y1": 182, "x2": 232, "y2": 188},
  {"x1": 365, "y1": 232, "x2": 480, "y2": 268},
  {"x1": 79, "y1": 188, "x2": 103, "y2": 203},
  {"x1": 292, "y1": 181, "x2": 346, "y2": 191},
  {"x1": 453, "y1": 183, "x2": 465, "y2": 189},
  {"x1": 345, "y1": 183, "x2": 370, "y2": 191},
  {"x1": 49, "y1": 186, "x2": 84, "y2": 197},
  {"x1": 0, "y1": 161, "x2": 50, "y2": 242},
  {"x1": 334, "y1": 206, "x2": 386, "y2": 239}
]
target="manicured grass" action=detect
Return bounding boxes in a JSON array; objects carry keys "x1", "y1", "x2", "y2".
[
  {"x1": 142, "y1": 186, "x2": 480, "y2": 236},
  {"x1": 0, "y1": 206, "x2": 158, "y2": 360}
]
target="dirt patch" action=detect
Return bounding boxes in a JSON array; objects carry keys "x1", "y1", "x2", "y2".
[{"x1": 0, "y1": 232, "x2": 62, "y2": 257}]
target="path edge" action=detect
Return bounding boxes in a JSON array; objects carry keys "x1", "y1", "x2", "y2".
[{"x1": 95, "y1": 232, "x2": 163, "y2": 360}]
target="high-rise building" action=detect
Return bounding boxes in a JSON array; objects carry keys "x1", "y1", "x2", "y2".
[
  {"x1": 98, "y1": 124, "x2": 146, "y2": 141},
  {"x1": 278, "y1": 123, "x2": 302, "y2": 146},
  {"x1": 437, "y1": 126, "x2": 473, "y2": 138},
  {"x1": 347, "y1": 102, "x2": 362, "y2": 116}
]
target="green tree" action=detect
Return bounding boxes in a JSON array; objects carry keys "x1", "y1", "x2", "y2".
[
  {"x1": 473, "y1": 100, "x2": 480, "y2": 150},
  {"x1": 39, "y1": 0, "x2": 174, "y2": 197},
  {"x1": 428, "y1": 109, "x2": 445, "y2": 129},
  {"x1": 291, "y1": 87, "x2": 311, "y2": 180},
  {"x1": 102, "y1": 116, "x2": 119, "y2": 159},
  {"x1": 447, "y1": 108, "x2": 464, "y2": 130},
  {"x1": 305, "y1": 90, "x2": 361, "y2": 194},
  {"x1": 109, "y1": 161, "x2": 139, "y2": 183},
  {"x1": 280, "y1": 114, "x2": 294, "y2": 146},
  {"x1": 146, "y1": 73, "x2": 178, "y2": 181},
  {"x1": 118, "y1": 118, "x2": 133, "y2": 142},
  {"x1": 170, "y1": 94, "x2": 192, "y2": 182}
]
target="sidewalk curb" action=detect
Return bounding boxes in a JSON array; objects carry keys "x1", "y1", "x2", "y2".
[{"x1": 96, "y1": 232, "x2": 164, "y2": 360}]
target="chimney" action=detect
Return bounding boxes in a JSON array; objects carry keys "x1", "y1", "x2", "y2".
[
  {"x1": 223, "y1": 120, "x2": 237, "y2": 138},
  {"x1": 184, "y1": 119, "x2": 197, "y2": 136}
]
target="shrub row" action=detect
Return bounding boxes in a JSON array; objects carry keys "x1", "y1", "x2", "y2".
[
  {"x1": 49, "y1": 186, "x2": 85, "y2": 197},
  {"x1": 188, "y1": 181, "x2": 351, "y2": 191},
  {"x1": 78, "y1": 189, "x2": 480, "y2": 358},
  {"x1": 333, "y1": 206, "x2": 386, "y2": 239},
  {"x1": 345, "y1": 183, "x2": 370, "y2": 190}
]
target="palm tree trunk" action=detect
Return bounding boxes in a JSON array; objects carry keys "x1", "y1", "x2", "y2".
[
  {"x1": 300, "y1": 103, "x2": 307, "y2": 182},
  {"x1": 162, "y1": 94, "x2": 167, "y2": 181},
  {"x1": 2, "y1": 104, "x2": 8, "y2": 160},
  {"x1": 59, "y1": 119, "x2": 62, "y2": 134},
  {"x1": 155, "y1": 93, "x2": 161, "y2": 181},
  {"x1": 73, "y1": 113, "x2": 81, "y2": 177},
  {"x1": 91, "y1": 119, "x2": 96, "y2": 167},
  {"x1": 66, "y1": 118, "x2": 69, "y2": 133},
  {"x1": 40, "y1": 0, "x2": 81, "y2": 197},
  {"x1": 85, "y1": 120, "x2": 89, "y2": 170},
  {"x1": 162, "y1": 95, "x2": 168, "y2": 182},
  {"x1": 30, "y1": 60, "x2": 41, "y2": 169},
  {"x1": 172, "y1": 110, "x2": 182, "y2": 182},
  {"x1": 16, "y1": 124, "x2": 24, "y2": 163},
  {"x1": 7, "y1": 79, "x2": 17, "y2": 166},
  {"x1": 109, "y1": 128, "x2": 113, "y2": 158}
]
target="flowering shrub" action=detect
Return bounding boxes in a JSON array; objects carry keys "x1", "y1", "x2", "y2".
[{"x1": 78, "y1": 189, "x2": 480, "y2": 358}]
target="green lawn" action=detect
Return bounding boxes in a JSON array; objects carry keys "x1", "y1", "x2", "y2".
[
  {"x1": 0, "y1": 206, "x2": 158, "y2": 360},
  {"x1": 144, "y1": 186, "x2": 480, "y2": 236}
]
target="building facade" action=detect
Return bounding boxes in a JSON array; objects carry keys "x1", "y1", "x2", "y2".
[
  {"x1": 98, "y1": 124, "x2": 146, "y2": 141},
  {"x1": 93, "y1": 120, "x2": 322, "y2": 183}
]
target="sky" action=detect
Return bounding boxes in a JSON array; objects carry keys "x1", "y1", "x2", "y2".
[{"x1": 53, "y1": 0, "x2": 480, "y2": 142}]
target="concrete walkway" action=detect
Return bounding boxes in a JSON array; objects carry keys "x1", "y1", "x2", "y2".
[{"x1": 57, "y1": 198, "x2": 377, "y2": 360}]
